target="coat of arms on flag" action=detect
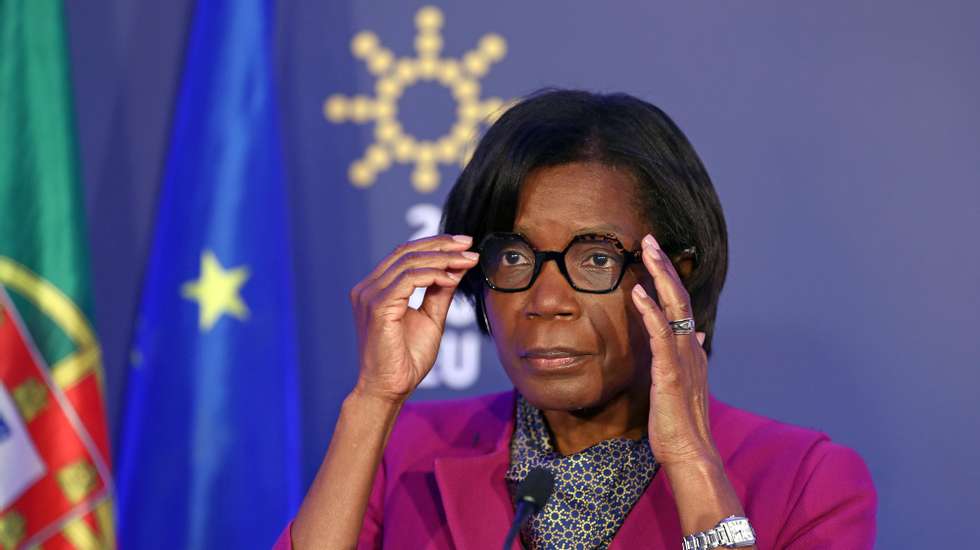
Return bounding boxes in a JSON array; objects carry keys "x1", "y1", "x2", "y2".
[{"x1": 0, "y1": 283, "x2": 113, "y2": 549}]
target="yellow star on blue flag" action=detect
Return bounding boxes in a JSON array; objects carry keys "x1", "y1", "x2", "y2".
[{"x1": 181, "y1": 250, "x2": 251, "y2": 331}]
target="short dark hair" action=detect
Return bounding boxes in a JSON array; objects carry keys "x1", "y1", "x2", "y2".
[{"x1": 441, "y1": 89, "x2": 728, "y2": 355}]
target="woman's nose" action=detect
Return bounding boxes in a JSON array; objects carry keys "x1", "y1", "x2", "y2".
[{"x1": 523, "y1": 260, "x2": 579, "y2": 320}]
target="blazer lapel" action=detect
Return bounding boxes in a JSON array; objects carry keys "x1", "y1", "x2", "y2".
[
  {"x1": 611, "y1": 396, "x2": 733, "y2": 548},
  {"x1": 434, "y1": 447, "x2": 516, "y2": 549},
  {"x1": 609, "y1": 464, "x2": 681, "y2": 548},
  {"x1": 434, "y1": 390, "x2": 518, "y2": 550}
]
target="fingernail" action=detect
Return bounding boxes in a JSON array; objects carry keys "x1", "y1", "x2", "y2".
[
  {"x1": 642, "y1": 234, "x2": 660, "y2": 250},
  {"x1": 452, "y1": 234, "x2": 473, "y2": 244},
  {"x1": 447, "y1": 271, "x2": 461, "y2": 281},
  {"x1": 632, "y1": 284, "x2": 648, "y2": 298},
  {"x1": 696, "y1": 332, "x2": 706, "y2": 346},
  {"x1": 462, "y1": 251, "x2": 479, "y2": 260}
]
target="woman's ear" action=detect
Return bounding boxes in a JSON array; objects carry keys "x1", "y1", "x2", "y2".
[{"x1": 670, "y1": 247, "x2": 697, "y2": 281}]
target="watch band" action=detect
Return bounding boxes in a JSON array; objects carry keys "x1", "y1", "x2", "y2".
[{"x1": 681, "y1": 516, "x2": 756, "y2": 549}]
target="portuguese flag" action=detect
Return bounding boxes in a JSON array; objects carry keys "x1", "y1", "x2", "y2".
[{"x1": 0, "y1": 2, "x2": 115, "y2": 549}]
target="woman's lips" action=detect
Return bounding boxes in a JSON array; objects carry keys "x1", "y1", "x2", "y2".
[{"x1": 520, "y1": 349, "x2": 591, "y2": 372}]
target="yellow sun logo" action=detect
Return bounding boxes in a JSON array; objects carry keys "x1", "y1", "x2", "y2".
[{"x1": 323, "y1": 5, "x2": 510, "y2": 192}]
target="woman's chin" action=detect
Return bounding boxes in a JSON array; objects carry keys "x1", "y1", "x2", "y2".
[{"x1": 515, "y1": 379, "x2": 609, "y2": 413}]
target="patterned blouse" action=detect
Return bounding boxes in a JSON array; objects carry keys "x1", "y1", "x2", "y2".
[{"x1": 504, "y1": 395, "x2": 659, "y2": 549}]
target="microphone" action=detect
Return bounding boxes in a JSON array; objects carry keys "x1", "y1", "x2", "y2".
[{"x1": 502, "y1": 467, "x2": 555, "y2": 550}]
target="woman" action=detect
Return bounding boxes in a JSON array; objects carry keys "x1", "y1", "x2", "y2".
[{"x1": 278, "y1": 90, "x2": 876, "y2": 549}]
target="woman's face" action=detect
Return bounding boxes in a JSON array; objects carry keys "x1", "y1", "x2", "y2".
[{"x1": 484, "y1": 161, "x2": 655, "y2": 412}]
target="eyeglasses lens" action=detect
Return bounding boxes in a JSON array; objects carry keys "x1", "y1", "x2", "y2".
[
  {"x1": 566, "y1": 239, "x2": 623, "y2": 290},
  {"x1": 482, "y1": 236, "x2": 535, "y2": 289}
]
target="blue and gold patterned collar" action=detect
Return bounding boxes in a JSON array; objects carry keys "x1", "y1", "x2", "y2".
[{"x1": 505, "y1": 394, "x2": 659, "y2": 550}]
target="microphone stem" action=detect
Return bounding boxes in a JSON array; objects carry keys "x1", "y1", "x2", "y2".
[{"x1": 502, "y1": 501, "x2": 533, "y2": 550}]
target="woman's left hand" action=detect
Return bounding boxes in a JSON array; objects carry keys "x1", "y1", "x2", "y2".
[{"x1": 630, "y1": 233, "x2": 719, "y2": 468}]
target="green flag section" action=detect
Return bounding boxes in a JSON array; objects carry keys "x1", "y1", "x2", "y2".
[{"x1": 0, "y1": 1, "x2": 116, "y2": 548}]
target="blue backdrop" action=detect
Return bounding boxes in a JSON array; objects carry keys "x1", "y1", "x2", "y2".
[{"x1": 66, "y1": 1, "x2": 979, "y2": 546}]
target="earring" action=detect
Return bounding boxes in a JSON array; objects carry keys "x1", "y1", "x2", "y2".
[{"x1": 480, "y1": 302, "x2": 492, "y2": 336}]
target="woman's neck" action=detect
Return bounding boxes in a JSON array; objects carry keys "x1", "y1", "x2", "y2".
[{"x1": 540, "y1": 388, "x2": 649, "y2": 456}]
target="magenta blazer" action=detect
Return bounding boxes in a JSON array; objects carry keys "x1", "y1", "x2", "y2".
[{"x1": 275, "y1": 391, "x2": 876, "y2": 549}]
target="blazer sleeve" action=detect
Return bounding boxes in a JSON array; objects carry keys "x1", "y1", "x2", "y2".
[
  {"x1": 269, "y1": 462, "x2": 386, "y2": 549},
  {"x1": 773, "y1": 441, "x2": 877, "y2": 549}
]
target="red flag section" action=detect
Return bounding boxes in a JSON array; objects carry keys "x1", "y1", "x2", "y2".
[{"x1": 0, "y1": 295, "x2": 113, "y2": 550}]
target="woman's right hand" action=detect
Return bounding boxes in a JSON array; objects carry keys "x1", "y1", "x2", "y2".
[
  {"x1": 293, "y1": 233, "x2": 478, "y2": 548},
  {"x1": 349, "y1": 234, "x2": 480, "y2": 403}
]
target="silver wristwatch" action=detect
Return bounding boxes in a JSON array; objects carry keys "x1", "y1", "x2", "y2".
[{"x1": 681, "y1": 515, "x2": 756, "y2": 549}]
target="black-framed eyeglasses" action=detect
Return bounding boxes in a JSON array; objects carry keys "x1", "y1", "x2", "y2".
[{"x1": 477, "y1": 232, "x2": 642, "y2": 294}]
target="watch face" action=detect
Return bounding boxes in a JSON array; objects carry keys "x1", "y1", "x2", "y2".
[
  {"x1": 731, "y1": 524, "x2": 751, "y2": 539},
  {"x1": 724, "y1": 519, "x2": 756, "y2": 542}
]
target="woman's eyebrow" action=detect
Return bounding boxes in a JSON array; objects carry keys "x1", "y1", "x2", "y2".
[
  {"x1": 574, "y1": 224, "x2": 626, "y2": 236},
  {"x1": 509, "y1": 224, "x2": 630, "y2": 247},
  {"x1": 511, "y1": 224, "x2": 626, "y2": 235}
]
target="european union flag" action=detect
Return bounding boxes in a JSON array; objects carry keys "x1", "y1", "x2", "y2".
[{"x1": 115, "y1": 0, "x2": 300, "y2": 547}]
